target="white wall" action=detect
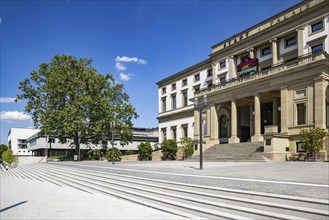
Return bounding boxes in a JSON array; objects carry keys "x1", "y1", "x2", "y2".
[
  {"x1": 159, "y1": 116, "x2": 194, "y2": 144},
  {"x1": 8, "y1": 128, "x2": 40, "y2": 156}
]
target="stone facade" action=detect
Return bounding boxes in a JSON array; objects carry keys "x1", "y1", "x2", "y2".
[{"x1": 157, "y1": 0, "x2": 329, "y2": 161}]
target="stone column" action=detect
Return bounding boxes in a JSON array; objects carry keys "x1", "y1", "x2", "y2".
[
  {"x1": 206, "y1": 108, "x2": 211, "y2": 136},
  {"x1": 210, "y1": 105, "x2": 219, "y2": 140},
  {"x1": 228, "y1": 56, "x2": 236, "y2": 79},
  {"x1": 314, "y1": 77, "x2": 328, "y2": 129},
  {"x1": 270, "y1": 38, "x2": 279, "y2": 65},
  {"x1": 251, "y1": 93, "x2": 264, "y2": 142},
  {"x1": 248, "y1": 47, "x2": 255, "y2": 59},
  {"x1": 194, "y1": 109, "x2": 199, "y2": 138},
  {"x1": 280, "y1": 86, "x2": 289, "y2": 134},
  {"x1": 272, "y1": 98, "x2": 279, "y2": 125},
  {"x1": 229, "y1": 99, "x2": 240, "y2": 143},
  {"x1": 297, "y1": 26, "x2": 305, "y2": 57},
  {"x1": 212, "y1": 63, "x2": 217, "y2": 85},
  {"x1": 249, "y1": 104, "x2": 254, "y2": 138}
]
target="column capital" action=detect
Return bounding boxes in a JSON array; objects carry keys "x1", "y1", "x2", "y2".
[
  {"x1": 296, "y1": 25, "x2": 306, "y2": 32},
  {"x1": 269, "y1": 37, "x2": 278, "y2": 43},
  {"x1": 280, "y1": 85, "x2": 288, "y2": 90},
  {"x1": 247, "y1": 47, "x2": 255, "y2": 52}
]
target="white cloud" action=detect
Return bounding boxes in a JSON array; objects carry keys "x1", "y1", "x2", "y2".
[
  {"x1": 0, "y1": 111, "x2": 31, "y2": 121},
  {"x1": 0, "y1": 97, "x2": 16, "y2": 103},
  {"x1": 115, "y1": 62, "x2": 127, "y2": 71},
  {"x1": 119, "y1": 73, "x2": 132, "y2": 81},
  {"x1": 115, "y1": 56, "x2": 147, "y2": 64}
]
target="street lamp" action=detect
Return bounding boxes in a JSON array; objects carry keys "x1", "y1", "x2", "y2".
[
  {"x1": 78, "y1": 132, "x2": 81, "y2": 162},
  {"x1": 110, "y1": 122, "x2": 115, "y2": 165},
  {"x1": 194, "y1": 94, "x2": 207, "y2": 170}
]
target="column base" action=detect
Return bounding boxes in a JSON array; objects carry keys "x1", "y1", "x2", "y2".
[
  {"x1": 251, "y1": 134, "x2": 264, "y2": 142},
  {"x1": 228, "y1": 136, "x2": 240, "y2": 144}
]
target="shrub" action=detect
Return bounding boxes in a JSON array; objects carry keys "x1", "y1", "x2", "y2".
[
  {"x1": 125, "y1": 150, "x2": 134, "y2": 155},
  {"x1": 106, "y1": 147, "x2": 122, "y2": 161},
  {"x1": 161, "y1": 139, "x2": 177, "y2": 160},
  {"x1": 87, "y1": 149, "x2": 102, "y2": 160},
  {"x1": 138, "y1": 142, "x2": 152, "y2": 161},
  {"x1": 1, "y1": 149, "x2": 16, "y2": 164},
  {"x1": 181, "y1": 137, "x2": 194, "y2": 158},
  {"x1": 299, "y1": 127, "x2": 326, "y2": 155}
]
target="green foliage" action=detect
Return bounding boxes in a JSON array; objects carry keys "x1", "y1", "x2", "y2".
[
  {"x1": 181, "y1": 137, "x2": 194, "y2": 158},
  {"x1": 106, "y1": 147, "x2": 122, "y2": 161},
  {"x1": 138, "y1": 142, "x2": 152, "y2": 160},
  {"x1": 161, "y1": 139, "x2": 177, "y2": 160},
  {"x1": 16, "y1": 54, "x2": 138, "y2": 154},
  {"x1": 124, "y1": 150, "x2": 134, "y2": 155},
  {"x1": 1, "y1": 149, "x2": 16, "y2": 164},
  {"x1": 87, "y1": 149, "x2": 102, "y2": 160},
  {"x1": 299, "y1": 127, "x2": 326, "y2": 154},
  {"x1": 0, "y1": 144, "x2": 9, "y2": 157}
]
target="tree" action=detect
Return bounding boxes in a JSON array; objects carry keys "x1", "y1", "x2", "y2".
[
  {"x1": 161, "y1": 139, "x2": 177, "y2": 160},
  {"x1": 299, "y1": 127, "x2": 326, "y2": 155},
  {"x1": 16, "y1": 55, "x2": 138, "y2": 158},
  {"x1": 138, "y1": 142, "x2": 152, "y2": 160},
  {"x1": 2, "y1": 149, "x2": 16, "y2": 164},
  {"x1": 180, "y1": 137, "x2": 194, "y2": 159},
  {"x1": 0, "y1": 144, "x2": 8, "y2": 157}
]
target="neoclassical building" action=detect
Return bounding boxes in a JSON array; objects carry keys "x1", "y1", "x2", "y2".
[{"x1": 157, "y1": 0, "x2": 329, "y2": 160}]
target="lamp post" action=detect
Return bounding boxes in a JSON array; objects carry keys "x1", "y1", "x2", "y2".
[
  {"x1": 78, "y1": 132, "x2": 81, "y2": 162},
  {"x1": 194, "y1": 94, "x2": 207, "y2": 170},
  {"x1": 110, "y1": 122, "x2": 115, "y2": 165}
]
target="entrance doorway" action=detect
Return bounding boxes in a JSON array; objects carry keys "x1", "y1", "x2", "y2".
[
  {"x1": 261, "y1": 102, "x2": 273, "y2": 134},
  {"x1": 219, "y1": 115, "x2": 229, "y2": 143}
]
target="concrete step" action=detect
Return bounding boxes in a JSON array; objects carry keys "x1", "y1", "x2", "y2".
[{"x1": 10, "y1": 163, "x2": 329, "y2": 220}]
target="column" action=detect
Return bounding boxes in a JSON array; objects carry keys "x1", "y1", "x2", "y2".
[
  {"x1": 210, "y1": 105, "x2": 219, "y2": 141},
  {"x1": 229, "y1": 99, "x2": 240, "y2": 143},
  {"x1": 270, "y1": 38, "x2": 279, "y2": 65},
  {"x1": 251, "y1": 94, "x2": 264, "y2": 142},
  {"x1": 228, "y1": 56, "x2": 236, "y2": 79},
  {"x1": 249, "y1": 104, "x2": 254, "y2": 138},
  {"x1": 272, "y1": 98, "x2": 279, "y2": 125},
  {"x1": 206, "y1": 108, "x2": 211, "y2": 136},
  {"x1": 280, "y1": 86, "x2": 289, "y2": 134},
  {"x1": 297, "y1": 26, "x2": 305, "y2": 57},
  {"x1": 314, "y1": 77, "x2": 328, "y2": 129},
  {"x1": 248, "y1": 47, "x2": 255, "y2": 59},
  {"x1": 194, "y1": 109, "x2": 199, "y2": 138}
]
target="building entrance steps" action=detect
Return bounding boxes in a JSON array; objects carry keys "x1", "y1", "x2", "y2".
[{"x1": 190, "y1": 142, "x2": 270, "y2": 162}]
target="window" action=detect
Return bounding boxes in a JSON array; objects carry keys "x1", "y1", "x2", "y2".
[
  {"x1": 182, "y1": 91, "x2": 188, "y2": 107},
  {"x1": 207, "y1": 69, "x2": 213, "y2": 77},
  {"x1": 203, "y1": 120, "x2": 208, "y2": 136},
  {"x1": 182, "y1": 125, "x2": 188, "y2": 138},
  {"x1": 220, "y1": 76, "x2": 226, "y2": 84},
  {"x1": 171, "y1": 83, "x2": 176, "y2": 91},
  {"x1": 172, "y1": 95, "x2": 177, "y2": 109},
  {"x1": 311, "y1": 21, "x2": 323, "y2": 33},
  {"x1": 162, "y1": 128, "x2": 167, "y2": 141},
  {"x1": 312, "y1": 43, "x2": 323, "y2": 54},
  {"x1": 297, "y1": 103, "x2": 306, "y2": 125},
  {"x1": 59, "y1": 138, "x2": 67, "y2": 144},
  {"x1": 286, "y1": 37, "x2": 297, "y2": 47},
  {"x1": 171, "y1": 127, "x2": 177, "y2": 141},
  {"x1": 182, "y1": 79, "x2": 187, "y2": 87},
  {"x1": 220, "y1": 61, "x2": 226, "y2": 68},
  {"x1": 48, "y1": 138, "x2": 55, "y2": 143},
  {"x1": 162, "y1": 98, "x2": 166, "y2": 112},
  {"x1": 162, "y1": 87, "x2": 166, "y2": 94},
  {"x1": 241, "y1": 54, "x2": 249, "y2": 62},
  {"x1": 296, "y1": 142, "x2": 305, "y2": 152},
  {"x1": 262, "y1": 47, "x2": 271, "y2": 56},
  {"x1": 207, "y1": 82, "x2": 213, "y2": 88},
  {"x1": 194, "y1": 73, "x2": 200, "y2": 82}
]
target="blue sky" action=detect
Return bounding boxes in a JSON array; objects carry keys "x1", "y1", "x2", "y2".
[{"x1": 0, "y1": 0, "x2": 300, "y2": 144}]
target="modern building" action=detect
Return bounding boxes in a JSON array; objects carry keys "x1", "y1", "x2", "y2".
[
  {"x1": 26, "y1": 127, "x2": 158, "y2": 157},
  {"x1": 157, "y1": 0, "x2": 329, "y2": 160},
  {"x1": 7, "y1": 128, "x2": 40, "y2": 156}
]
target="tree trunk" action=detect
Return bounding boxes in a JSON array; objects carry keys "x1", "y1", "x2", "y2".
[{"x1": 74, "y1": 134, "x2": 80, "y2": 160}]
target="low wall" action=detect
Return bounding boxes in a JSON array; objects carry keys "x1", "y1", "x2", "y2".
[{"x1": 16, "y1": 156, "x2": 46, "y2": 167}]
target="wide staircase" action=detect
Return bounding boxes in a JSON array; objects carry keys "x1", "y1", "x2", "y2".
[{"x1": 191, "y1": 142, "x2": 270, "y2": 162}]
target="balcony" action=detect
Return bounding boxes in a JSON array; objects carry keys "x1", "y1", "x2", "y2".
[{"x1": 201, "y1": 52, "x2": 329, "y2": 94}]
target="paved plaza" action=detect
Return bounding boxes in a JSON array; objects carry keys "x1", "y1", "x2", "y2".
[{"x1": 1, "y1": 161, "x2": 329, "y2": 219}]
